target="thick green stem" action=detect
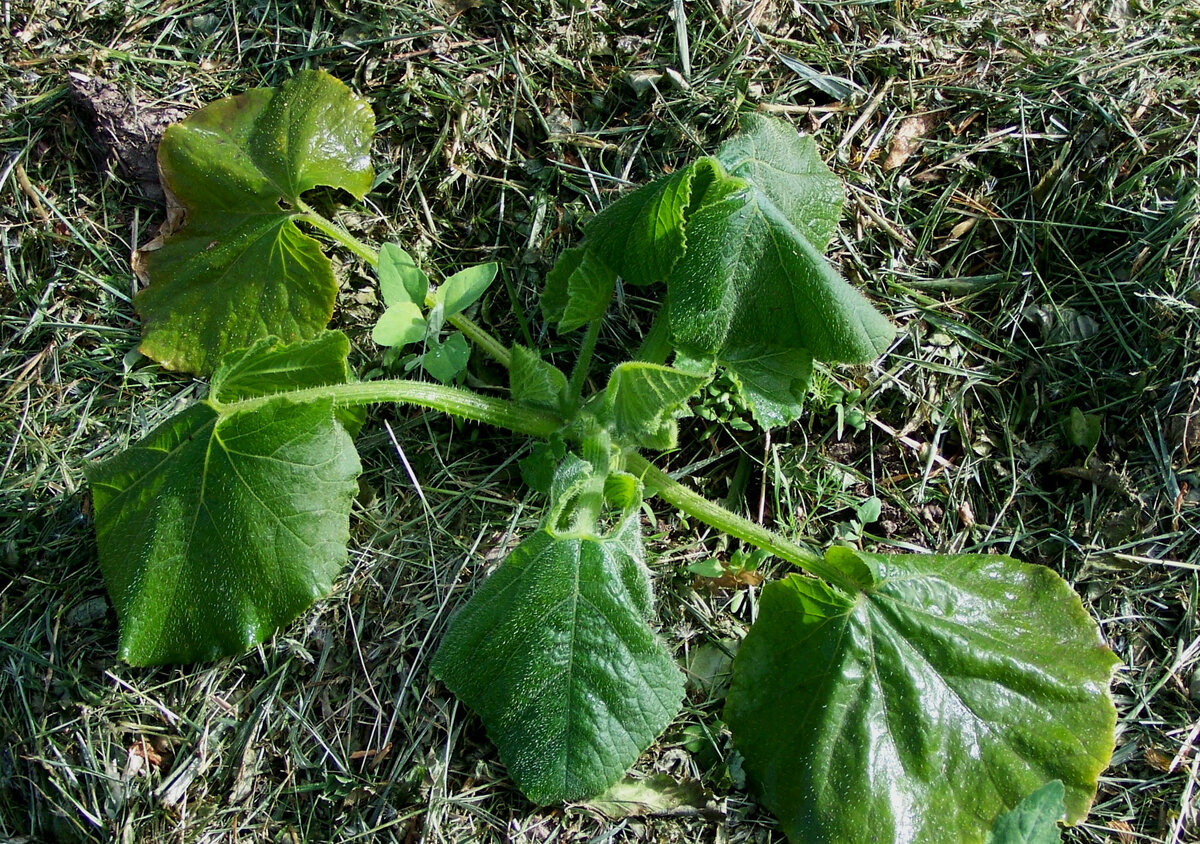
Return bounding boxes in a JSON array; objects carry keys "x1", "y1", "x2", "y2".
[
  {"x1": 625, "y1": 453, "x2": 860, "y2": 594},
  {"x1": 221, "y1": 380, "x2": 562, "y2": 440},
  {"x1": 567, "y1": 319, "x2": 603, "y2": 406},
  {"x1": 296, "y1": 208, "x2": 513, "y2": 369}
]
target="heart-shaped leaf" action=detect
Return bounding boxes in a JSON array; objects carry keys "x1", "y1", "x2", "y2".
[
  {"x1": 85, "y1": 334, "x2": 363, "y2": 665},
  {"x1": 432, "y1": 498, "x2": 684, "y2": 804},
  {"x1": 725, "y1": 549, "x2": 1118, "y2": 844},
  {"x1": 135, "y1": 70, "x2": 374, "y2": 374}
]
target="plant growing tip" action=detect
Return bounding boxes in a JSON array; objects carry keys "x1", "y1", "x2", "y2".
[{"x1": 91, "y1": 73, "x2": 1116, "y2": 843}]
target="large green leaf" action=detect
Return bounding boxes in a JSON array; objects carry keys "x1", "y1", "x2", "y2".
[
  {"x1": 725, "y1": 549, "x2": 1118, "y2": 844},
  {"x1": 135, "y1": 70, "x2": 374, "y2": 374},
  {"x1": 85, "y1": 334, "x2": 363, "y2": 665},
  {"x1": 431, "y1": 499, "x2": 684, "y2": 804},
  {"x1": 668, "y1": 163, "x2": 894, "y2": 365},
  {"x1": 715, "y1": 114, "x2": 844, "y2": 252}
]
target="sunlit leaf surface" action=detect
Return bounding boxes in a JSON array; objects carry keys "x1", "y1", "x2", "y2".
[
  {"x1": 86, "y1": 334, "x2": 362, "y2": 665},
  {"x1": 725, "y1": 549, "x2": 1117, "y2": 844},
  {"x1": 136, "y1": 71, "x2": 374, "y2": 374}
]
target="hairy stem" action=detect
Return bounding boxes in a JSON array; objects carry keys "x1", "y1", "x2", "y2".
[
  {"x1": 296, "y1": 208, "x2": 513, "y2": 369},
  {"x1": 567, "y1": 319, "x2": 603, "y2": 407},
  {"x1": 221, "y1": 380, "x2": 562, "y2": 440},
  {"x1": 625, "y1": 453, "x2": 861, "y2": 594}
]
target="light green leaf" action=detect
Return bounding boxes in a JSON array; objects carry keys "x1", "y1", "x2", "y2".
[
  {"x1": 372, "y1": 302, "x2": 426, "y2": 348},
  {"x1": 378, "y1": 243, "x2": 429, "y2": 307},
  {"x1": 582, "y1": 163, "x2": 698, "y2": 287},
  {"x1": 431, "y1": 510, "x2": 684, "y2": 804},
  {"x1": 603, "y1": 472, "x2": 642, "y2": 510},
  {"x1": 421, "y1": 332, "x2": 470, "y2": 383},
  {"x1": 520, "y1": 438, "x2": 567, "y2": 495},
  {"x1": 135, "y1": 70, "x2": 374, "y2": 375},
  {"x1": 510, "y1": 345, "x2": 569, "y2": 412},
  {"x1": 715, "y1": 114, "x2": 844, "y2": 251},
  {"x1": 542, "y1": 247, "x2": 618, "y2": 332},
  {"x1": 436, "y1": 263, "x2": 498, "y2": 319},
  {"x1": 718, "y1": 343, "x2": 814, "y2": 428},
  {"x1": 725, "y1": 550, "x2": 1118, "y2": 844},
  {"x1": 85, "y1": 335, "x2": 363, "y2": 665},
  {"x1": 668, "y1": 166, "x2": 894, "y2": 365},
  {"x1": 986, "y1": 781, "x2": 1065, "y2": 844},
  {"x1": 605, "y1": 362, "x2": 708, "y2": 451},
  {"x1": 1066, "y1": 407, "x2": 1102, "y2": 452}
]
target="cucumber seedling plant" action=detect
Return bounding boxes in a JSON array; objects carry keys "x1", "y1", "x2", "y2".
[{"x1": 86, "y1": 71, "x2": 1118, "y2": 844}]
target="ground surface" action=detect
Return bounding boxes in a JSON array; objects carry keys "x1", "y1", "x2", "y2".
[{"x1": 2, "y1": 1, "x2": 1198, "y2": 842}]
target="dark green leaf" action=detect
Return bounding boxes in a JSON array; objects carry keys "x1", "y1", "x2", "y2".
[
  {"x1": 718, "y1": 343, "x2": 813, "y2": 428},
  {"x1": 86, "y1": 335, "x2": 363, "y2": 665},
  {"x1": 421, "y1": 332, "x2": 470, "y2": 383},
  {"x1": 583, "y1": 164, "x2": 695, "y2": 287},
  {"x1": 520, "y1": 438, "x2": 566, "y2": 494},
  {"x1": 986, "y1": 781, "x2": 1065, "y2": 844},
  {"x1": 136, "y1": 70, "x2": 374, "y2": 374},
  {"x1": 668, "y1": 166, "x2": 894, "y2": 364},
  {"x1": 716, "y1": 114, "x2": 845, "y2": 251},
  {"x1": 543, "y1": 247, "x2": 618, "y2": 332},
  {"x1": 432, "y1": 509, "x2": 684, "y2": 804},
  {"x1": 605, "y1": 362, "x2": 708, "y2": 451},
  {"x1": 725, "y1": 550, "x2": 1118, "y2": 844},
  {"x1": 378, "y1": 243, "x2": 429, "y2": 307},
  {"x1": 510, "y1": 345, "x2": 569, "y2": 413},
  {"x1": 437, "y1": 263, "x2": 498, "y2": 319}
]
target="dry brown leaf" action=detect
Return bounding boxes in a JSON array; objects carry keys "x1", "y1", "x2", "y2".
[{"x1": 883, "y1": 114, "x2": 937, "y2": 171}]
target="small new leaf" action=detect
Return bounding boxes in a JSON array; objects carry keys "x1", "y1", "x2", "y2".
[
  {"x1": 436, "y1": 263, "x2": 498, "y2": 319},
  {"x1": 421, "y1": 332, "x2": 470, "y2": 383},
  {"x1": 378, "y1": 243, "x2": 429, "y2": 307},
  {"x1": 511, "y1": 345, "x2": 569, "y2": 413},
  {"x1": 372, "y1": 302, "x2": 426, "y2": 348},
  {"x1": 605, "y1": 363, "x2": 708, "y2": 451},
  {"x1": 986, "y1": 781, "x2": 1066, "y2": 844}
]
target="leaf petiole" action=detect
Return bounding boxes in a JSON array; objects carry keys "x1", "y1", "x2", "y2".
[
  {"x1": 624, "y1": 452, "x2": 861, "y2": 594},
  {"x1": 216, "y1": 379, "x2": 563, "y2": 440},
  {"x1": 566, "y1": 318, "x2": 603, "y2": 408}
]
